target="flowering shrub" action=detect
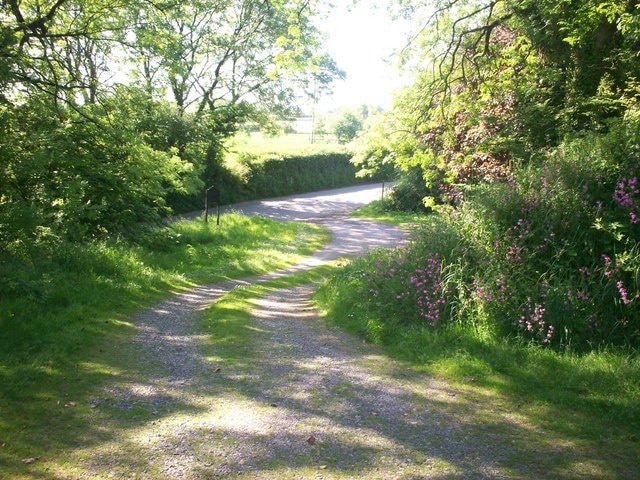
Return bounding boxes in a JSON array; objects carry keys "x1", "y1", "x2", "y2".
[
  {"x1": 406, "y1": 254, "x2": 446, "y2": 325},
  {"x1": 613, "y1": 177, "x2": 640, "y2": 224},
  {"x1": 516, "y1": 297, "x2": 555, "y2": 345},
  {"x1": 358, "y1": 247, "x2": 449, "y2": 327},
  {"x1": 322, "y1": 112, "x2": 639, "y2": 351}
]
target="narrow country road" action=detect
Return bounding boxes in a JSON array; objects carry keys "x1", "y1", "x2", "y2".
[{"x1": 58, "y1": 184, "x2": 533, "y2": 479}]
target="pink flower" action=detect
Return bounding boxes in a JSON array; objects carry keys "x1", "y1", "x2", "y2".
[{"x1": 617, "y1": 280, "x2": 632, "y2": 305}]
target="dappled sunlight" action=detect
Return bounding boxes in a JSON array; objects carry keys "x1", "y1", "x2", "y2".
[
  {"x1": 77, "y1": 361, "x2": 125, "y2": 377},
  {"x1": 226, "y1": 184, "x2": 390, "y2": 221},
  {"x1": 16, "y1": 185, "x2": 633, "y2": 479}
]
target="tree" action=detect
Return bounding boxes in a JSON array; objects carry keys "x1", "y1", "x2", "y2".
[
  {"x1": 333, "y1": 111, "x2": 362, "y2": 143},
  {"x1": 380, "y1": 0, "x2": 640, "y2": 199},
  {"x1": 0, "y1": 0, "x2": 342, "y2": 242}
]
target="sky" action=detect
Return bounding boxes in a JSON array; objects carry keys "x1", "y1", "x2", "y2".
[{"x1": 314, "y1": 2, "x2": 413, "y2": 112}]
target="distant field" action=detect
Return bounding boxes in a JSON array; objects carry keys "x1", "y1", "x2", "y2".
[{"x1": 226, "y1": 132, "x2": 348, "y2": 158}]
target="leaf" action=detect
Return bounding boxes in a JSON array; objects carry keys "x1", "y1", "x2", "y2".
[
  {"x1": 306, "y1": 435, "x2": 316, "y2": 445},
  {"x1": 22, "y1": 457, "x2": 39, "y2": 464}
]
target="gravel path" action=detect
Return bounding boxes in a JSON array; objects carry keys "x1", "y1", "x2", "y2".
[{"x1": 61, "y1": 185, "x2": 524, "y2": 479}]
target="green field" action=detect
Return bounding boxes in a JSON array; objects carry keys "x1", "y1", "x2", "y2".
[{"x1": 226, "y1": 131, "x2": 348, "y2": 159}]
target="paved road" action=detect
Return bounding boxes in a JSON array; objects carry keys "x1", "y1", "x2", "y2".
[
  {"x1": 223, "y1": 183, "x2": 392, "y2": 221},
  {"x1": 220, "y1": 183, "x2": 407, "y2": 264}
]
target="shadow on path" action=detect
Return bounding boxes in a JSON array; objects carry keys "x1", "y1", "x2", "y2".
[{"x1": 30, "y1": 184, "x2": 630, "y2": 479}]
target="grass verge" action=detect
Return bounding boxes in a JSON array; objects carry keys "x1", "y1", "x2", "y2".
[
  {"x1": 0, "y1": 213, "x2": 331, "y2": 479},
  {"x1": 201, "y1": 263, "x2": 341, "y2": 365},
  {"x1": 314, "y1": 208, "x2": 640, "y2": 479},
  {"x1": 351, "y1": 199, "x2": 431, "y2": 228}
]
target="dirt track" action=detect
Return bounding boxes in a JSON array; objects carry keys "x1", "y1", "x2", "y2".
[{"x1": 58, "y1": 185, "x2": 524, "y2": 479}]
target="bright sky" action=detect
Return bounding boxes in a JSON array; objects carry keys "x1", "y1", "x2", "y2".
[{"x1": 315, "y1": 2, "x2": 413, "y2": 112}]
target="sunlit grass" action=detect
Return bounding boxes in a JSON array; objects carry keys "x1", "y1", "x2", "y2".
[
  {"x1": 0, "y1": 214, "x2": 331, "y2": 479},
  {"x1": 227, "y1": 131, "x2": 347, "y2": 157},
  {"x1": 351, "y1": 199, "x2": 432, "y2": 228}
]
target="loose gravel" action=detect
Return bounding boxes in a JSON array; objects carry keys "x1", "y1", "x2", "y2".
[{"x1": 57, "y1": 186, "x2": 531, "y2": 479}]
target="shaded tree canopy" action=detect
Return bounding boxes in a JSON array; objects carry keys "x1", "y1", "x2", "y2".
[{"x1": 356, "y1": 0, "x2": 640, "y2": 184}]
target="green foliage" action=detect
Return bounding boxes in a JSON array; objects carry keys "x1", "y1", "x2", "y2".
[
  {"x1": 324, "y1": 108, "x2": 640, "y2": 351},
  {"x1": 351, "y1": 0, "x2": 640, "y2": 351},
  {"x1": 333, "y1": 111, "x2": 363, "y2": 144},
  {"x1": 229, "y1": 152, "x2": 364, "y2": 202},
  {"x1": 1, "y1": 91, "x2": 200, "y2": 243},
  {"x1": 383, "y1": 167, "x2": 434, "y2": 212},
  {"x1": 384, "y1": 0, "x2": 640, "y2": 211},
  {"x1": 0, "y1": 0, "x2": 344, "y2": 246}
]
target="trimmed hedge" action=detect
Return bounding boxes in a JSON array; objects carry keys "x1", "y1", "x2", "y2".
[
  {"x1": 170, "y1": 152, "x2": 366, "y2": 211},
  {"x1": 235, "y1": 152, "x2": 364, "y2": 200}
]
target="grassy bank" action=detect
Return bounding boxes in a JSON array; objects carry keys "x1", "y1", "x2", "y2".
[
  {"x1": 0, "y1": 213, "x2": 330, "y2": 478},
  {"x1": 314, "y1": 205, "x2": 640, "y2": 478}
]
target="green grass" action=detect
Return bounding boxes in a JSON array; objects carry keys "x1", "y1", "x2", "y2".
[
  {"x1": 351, "y1": 199, "x2": 432, "y2": 227},
  {"x1": 0, "y1": 213, "x2": 331, "y2": 479},
  {"x1": 227, "y1": 132, "x2": 347, "y2": 158},
  {"x1": 386, "y1": 327, "x2": 640, "y2": 478},
  {"x1": 314, "y1": 210, "x2": 640, "y2": 479}
]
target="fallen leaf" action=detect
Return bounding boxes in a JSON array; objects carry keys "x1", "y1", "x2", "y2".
[
  {"x1": 306, "y1": 435, "x2": 316, "y2": 445},
  {"x1": 214, "y1": 367, "x2": 221, "y2": 373},
  {"x1": 22, "y1": 457, "x2": 38, "y2": 464},
  {"x1": 319, "y1": 465, "x2": 328, "y2": 470},
  {"x1": 269, "y1": 403, "x2": 278, "y2": 408}
]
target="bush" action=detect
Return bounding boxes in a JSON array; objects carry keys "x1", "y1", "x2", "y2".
[
  {"x1": 181, "y1": 151, "x2": 365, "y2": 207},
  {"x1": 384, "y1": 166, "x2": 435, "y2": 212},
  {"x1": 320, "y1": 110, "x2": 640, "y2": 351}
]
